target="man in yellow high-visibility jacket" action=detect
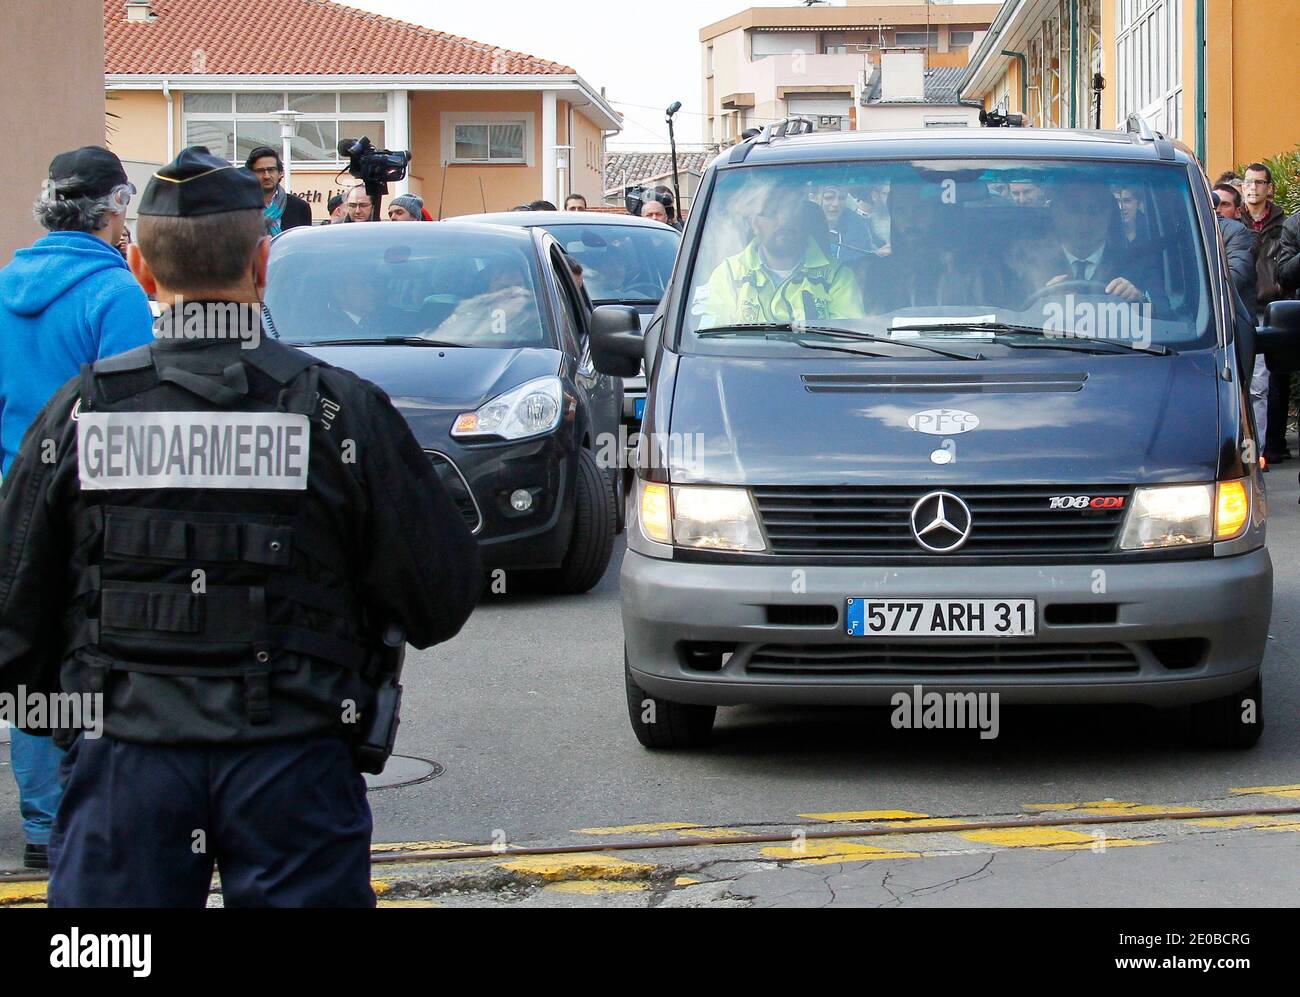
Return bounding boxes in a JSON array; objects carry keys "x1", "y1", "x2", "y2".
[{"x1": 694, "y1": 185, "x2": 864, "y2": 327}]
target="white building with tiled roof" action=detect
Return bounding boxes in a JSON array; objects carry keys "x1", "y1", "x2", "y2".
[{"x1": 104, "y1": 0, "x2": 621, "y2": 219}]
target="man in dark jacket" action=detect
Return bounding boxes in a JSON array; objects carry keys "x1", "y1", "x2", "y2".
[
  {"x1": 1242, "y1": 163, "x2": 1291, "y2": 460},
  {"x1": 1218, "y1": 203, "x2": 1259, "y2": 318},
  {"x1": 0, "y1": 147, "x2": 480, "y2": 906},
  {"x1": 246, "y1": 146, "x2": 313, "y2": 234}
]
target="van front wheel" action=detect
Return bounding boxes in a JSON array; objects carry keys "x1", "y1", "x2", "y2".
[
  {"x1": 1189, "y1": 674, "x2": 1263, "y2": 749},
  {"x1": 625, "y1": 653, "x2": 715, "y2": 749}
]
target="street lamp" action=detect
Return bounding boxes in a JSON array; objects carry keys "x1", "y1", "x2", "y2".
[{"x1": 274, "y1": 109, "x2": 302, "y2": 192}]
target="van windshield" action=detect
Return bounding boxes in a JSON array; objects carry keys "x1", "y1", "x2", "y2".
[{"x1": 681, "y1": 160, "x2": 1213, "y2": 356}]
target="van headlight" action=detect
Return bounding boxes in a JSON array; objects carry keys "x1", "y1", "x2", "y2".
[
  {"x1": 638, "y1": 481, "x2": 766, "y2": 551},
  {"x1": 1118, "y1": 481, "x2": 1251, "y2": 549},
  {"x1": 452, "y1": 376, "x2": 563, "y2": 440}
]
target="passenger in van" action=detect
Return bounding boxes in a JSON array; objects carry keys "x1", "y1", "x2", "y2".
[
  {"x1": 859, "y1": 182, "x2": 1009, "y2": 313},
  {"x1": 695, "y1": 184, "x2": 863, "y2": 326},
  {"x1": 1009, "y1": 180, "x2": 1045, "y2": 206},
  {"x1": 816, "y1": 184, "x2": 875, "y2": 259}
]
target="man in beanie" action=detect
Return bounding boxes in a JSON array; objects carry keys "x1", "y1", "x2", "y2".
[
  {"x1": 0, "y1": 146, "x2": 480, "y2": 906},
  {"x1": 386, "y1": 193, "x2": 425, "y2": 221},
  {"x1": 0, "y1": 145, "x2": 154, "y2": 869}
]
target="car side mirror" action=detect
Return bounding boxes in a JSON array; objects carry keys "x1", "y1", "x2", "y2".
[
  {"x1": 1258, "y1": 300, "x2": 1300, "y2": 371},
  {"x1": 589, "y1": 305, "x2": 643, "y2": 378}
]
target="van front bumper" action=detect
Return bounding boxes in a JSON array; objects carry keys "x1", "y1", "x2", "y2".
[{"x1": 621, "y1": 549, "x2": 1273, "y2": 708}]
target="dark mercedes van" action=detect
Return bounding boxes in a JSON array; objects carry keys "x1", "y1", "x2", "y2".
[{"x1": 590, "y1": 121, "x2": 1297, "y2": 750}]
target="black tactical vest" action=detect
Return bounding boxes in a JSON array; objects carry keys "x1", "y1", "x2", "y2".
[{"x1": 63, "y1": 339, "x2": 376, "y2": 736}]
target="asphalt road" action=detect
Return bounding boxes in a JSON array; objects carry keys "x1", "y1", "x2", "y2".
[{"x1": 4, "y1": 458, "x2": 1299, "y2": 907}]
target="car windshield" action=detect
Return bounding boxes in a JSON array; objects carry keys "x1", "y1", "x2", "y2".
[
  {"x1": 539, "y1": 223, "x2": 678, "y2": 304},
  {"x1": 265, "y1": 228, "x2": 552, "y2": 348},
  {"x1": 682, "y1": 159, "x2": 1212, "y2": 356}
]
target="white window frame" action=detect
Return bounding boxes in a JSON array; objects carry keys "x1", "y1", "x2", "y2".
[
  {"x1": 1115, "y1": 0, "x2": 1181, "y2": 135},
  {"x1": 440, "y1": 110, "x2": 535, "y2": 166},
  {"x1": 181, "y1": 90, "x2": 392, "y2": 168}
]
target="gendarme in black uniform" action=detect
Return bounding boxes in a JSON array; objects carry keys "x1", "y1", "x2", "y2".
[{"x1": 0, "y1": 147, "x2": 481, "y2": 906}]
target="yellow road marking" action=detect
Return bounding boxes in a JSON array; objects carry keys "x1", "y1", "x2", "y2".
[
  {"x1": 677, "y1": 827, "x2": 755, "y2": 839},
  {"x1": 372, "y1": 880, "x2": 393, "y2": 896},
  {"x1": 0, "y1": 882, "x2": 48, "y2": 905},
  {"x1": 1230, "y1": 784, "x2": 1300, "y2": 799},
  {"x1": 543, "y1": 880, "x2": 647, "y2": 895},
  {"x1": 882, "y1": 817, "x2": 968, "y2": 828},
  {"x1": 372, "y1": 840, "x2": 472, "y2": 853},
  {"x1": 674, "y1": 876, "x2": 701, "y2": 886},
  {"x1": 1024, "y1": 801, "x2": 1198, "y2": 816},
  {"x1": 762, "y1": 840, "x2": 922, "y2": 865},
  {"x1": 800, "y1": 810, "x2": 930, "y2": 822},
  {"x1": 960, "y1": 827, "x2": 1153, "y2": 850},
  {"x1": 573, "y1": 822, "x2": 700, "y2": 836},
  {"x1": 377, "y1": 898, "x2": 444, "y2": 907},
  {"x1": 498, "y1": 853, "x2": 655, "y2": 883}
]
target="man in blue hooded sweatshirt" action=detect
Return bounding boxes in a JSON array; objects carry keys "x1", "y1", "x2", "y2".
[{"x1": 0, "y1": 145, "x2": 153, "y2": 868}]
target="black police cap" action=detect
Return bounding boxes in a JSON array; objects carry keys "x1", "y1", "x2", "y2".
[
  {"x1": 138, "y1": 146, "x2": 264, "y2": 217},
  {"x1": 48, "y1": 146, "x2": 131, "y2": 200}
]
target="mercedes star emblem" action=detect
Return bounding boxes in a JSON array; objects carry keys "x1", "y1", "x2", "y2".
[{"x1": 910, "y1": 491, "x2": 973, "y2": 552}]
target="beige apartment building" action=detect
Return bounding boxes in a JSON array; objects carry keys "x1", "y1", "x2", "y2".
[
  {"x1": 700, "y1": 0, "x2": 1002, "y2": 145},
  {"x1": 103, "y1": 0, "x2": 620, "y2": 223}
]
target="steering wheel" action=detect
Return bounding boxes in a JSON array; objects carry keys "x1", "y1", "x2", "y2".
[{"x1": 1020, "y1": 278, "x2": 1113, "y2": 311}]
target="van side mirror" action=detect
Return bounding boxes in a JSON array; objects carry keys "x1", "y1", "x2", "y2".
[
  {"x1": 589, "y1": 305, "x2": 643, "y2": 378},
  {"x1": 1258, "y1": 300, "x2": 1300, "y2": 370}
]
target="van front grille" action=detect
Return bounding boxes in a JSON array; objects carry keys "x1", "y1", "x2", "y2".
[
  {"x1": 752, "y1": 484, "x2": 1129, "y2": 556},
  {"x1": 746, "y1": 642, "x2": 1139, "y2": 677}
]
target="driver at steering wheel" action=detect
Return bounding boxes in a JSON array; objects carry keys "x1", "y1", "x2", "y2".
[{"x1": 1039, "y1": 180, "x2": 1152, "y2": 303}]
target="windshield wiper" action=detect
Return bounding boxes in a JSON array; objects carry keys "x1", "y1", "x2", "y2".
[
  {"x1": 299, "y1": 336, "x2": 468, "y2": 348},
  {"x1": 887, "y1": 322, "x2": 1174, "y2": 356},
  {"x1": 698, "y1": 322, "x2": 983, "y2": 361}
]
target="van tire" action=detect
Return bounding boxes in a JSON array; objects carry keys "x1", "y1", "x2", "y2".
[
  {"x1": 545, "y1": 447, "x2": 615, "y2": 594},
  {"x1": 1189, "y1": 674, "x2": 1263, "y2": 748},
  {"x1": 625, "y1": 652, "x2": 716, "y2": 749}
]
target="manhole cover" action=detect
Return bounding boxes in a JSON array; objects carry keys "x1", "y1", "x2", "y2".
[{"x1": 364, "y1": 754, "x2": 443, "y2": 791}]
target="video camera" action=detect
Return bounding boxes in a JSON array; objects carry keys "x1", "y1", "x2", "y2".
[
  {"x1": 337, "y1": 136, "x2": 413, "y2": 220},
  {"x1": 624, "y1": 184, "x2": 677, "y2": 223},
  {"x1": 979, "y1": 108, "x2": 1024, "y2": 128}
]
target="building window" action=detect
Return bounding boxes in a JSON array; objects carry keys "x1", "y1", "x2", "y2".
[
  {"x1": 453, "y1": 122, "x2": 526, "y2": 163},
  {"x1": 895, "y1": 29, "x2": 938, "y2": 48},
  {"x1": 182, "y1": 91, "x2": 388, "y2": 165},
  {"x1": 1115, "y1": 0, "x2": 1181, "y2": 135},
  {"x1": 441, "y1": 111, "x2": 535, "y2": 167},
  {"x1": 949, "y1": 31, "x2": 976, "y2": 47}
]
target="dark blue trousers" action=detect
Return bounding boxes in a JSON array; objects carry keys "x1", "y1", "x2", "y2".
[{"x1": 48, "y1": 734, "x2": 374, "y2": 907}]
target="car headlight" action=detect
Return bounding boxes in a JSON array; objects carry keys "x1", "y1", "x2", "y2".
[
  {"x1": 452, "y1": 376, "x2": 563, "y2": 441},
  {"x1": 1118, "y1": 481, "x2": 1250, "y2": 549},
  {"x1": 638, "y1": 481, "x2": 766, "y2": 551}
]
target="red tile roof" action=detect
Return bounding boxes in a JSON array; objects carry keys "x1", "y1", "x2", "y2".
[{"x1": 104, "y1": 0, "x2": 577, "y2": 76}]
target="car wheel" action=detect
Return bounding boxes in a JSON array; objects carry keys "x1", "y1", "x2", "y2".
[
  {"x1": 625, "y1": 650, "x2": 715, "y2": 749},
  {"x1": 1188, "y1": 674, "x2": 1263, "y2": 748},
  {"x1": 543, "y1": 446, "x2": 615, "y2": 594}
]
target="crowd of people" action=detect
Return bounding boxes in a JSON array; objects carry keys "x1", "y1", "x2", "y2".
[{"x1": 1213, "y1": 165, "x2": 1300, "y2": 465}]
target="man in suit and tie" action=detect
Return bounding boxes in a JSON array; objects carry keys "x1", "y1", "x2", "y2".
[{"x1": 1039, "y1": 180, "x2": 1155, "y2": 304}]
